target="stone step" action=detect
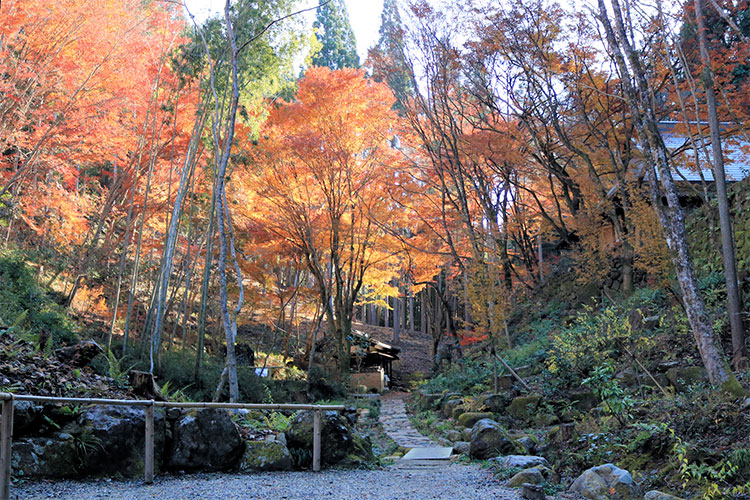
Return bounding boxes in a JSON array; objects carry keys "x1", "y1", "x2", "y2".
[{"x1": 402, "y1": 447, "x2": 453, "y2": 460}]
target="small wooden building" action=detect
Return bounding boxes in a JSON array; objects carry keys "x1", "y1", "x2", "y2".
[{"x1": 349, "y1": 330, "x2": 400, "y2": 390}]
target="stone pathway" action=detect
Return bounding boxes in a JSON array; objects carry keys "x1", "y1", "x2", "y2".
[
  {"x1": 379, "y1": 392, "x2": 454, "y2": 473},
  {"x1": 379, "y1": 392, "x2": 438, "y2": 448}
]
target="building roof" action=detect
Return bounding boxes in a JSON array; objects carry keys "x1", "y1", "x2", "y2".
[{"x1": 659, "y1": 121, "x2": 750, "y2": 182}]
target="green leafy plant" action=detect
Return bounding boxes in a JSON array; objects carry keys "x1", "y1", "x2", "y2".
[
  {"x1": 105, "y1": 349, "x2": 134, "y2": 389},
  {"x1": 582, "y1": 362, "x2": 634, "y2": 426},
  {"x1": 159, "y1": 380, "x2": 193, "y2": 402}
]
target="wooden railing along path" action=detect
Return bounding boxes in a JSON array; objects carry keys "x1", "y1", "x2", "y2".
[{"x1": 0, "y1": 392, "x2": 345, "y2": 500}]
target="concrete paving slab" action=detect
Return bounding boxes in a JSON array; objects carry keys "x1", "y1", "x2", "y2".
[{"x1": 402, "y1": 447, "x2": 453, "y2": 460}]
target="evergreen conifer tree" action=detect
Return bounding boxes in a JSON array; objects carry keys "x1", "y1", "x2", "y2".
[
  {"x1": 312, "y1": 0, "x2": 360, "y2": 69},
  {"x1": 369, "y1": 0, "x2": 413, "y2": 109}
]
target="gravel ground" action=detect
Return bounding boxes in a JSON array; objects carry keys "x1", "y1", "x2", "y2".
[{"x1": 12, "y1": 464, "x2": 522, "y2": 500}]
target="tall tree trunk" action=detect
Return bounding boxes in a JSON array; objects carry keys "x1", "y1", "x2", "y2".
[{"x1": 693, "y1": 0, "x2": 746, "y2": 367}]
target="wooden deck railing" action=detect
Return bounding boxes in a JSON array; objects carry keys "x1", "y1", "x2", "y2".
[{"x1": 0, "y1": 393, "x2": 345, "y2": 500}]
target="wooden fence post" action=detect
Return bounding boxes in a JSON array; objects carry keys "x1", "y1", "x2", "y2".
[
  {"x1": 144, "y1": 402, "x2": 154, "y2": 484},
  {"x1": 312, "y1": 409, "x2": 321, "y2": 472},
  {"x1": 1, "y1": 397, "x2": 14, "y2": 500}
]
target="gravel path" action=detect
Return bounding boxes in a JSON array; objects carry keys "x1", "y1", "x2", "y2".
[{"x1": 12, "y1": 466, "x2": 522, "y2": 500}]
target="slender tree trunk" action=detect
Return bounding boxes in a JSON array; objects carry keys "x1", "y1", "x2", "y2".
[
  {"x1": 693, "y1": 0, "x2": 746, "y2": 367},
  {"x1": 393, "y1": 285, "x2": 401, "y2": 345}
]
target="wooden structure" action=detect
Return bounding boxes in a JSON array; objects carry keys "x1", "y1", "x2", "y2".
[
  {"x1": 349, "y1": 330, "x2": 400, "y2": 383},
  {"x1": 0, "y1": 392, "x2": 344, "y2": 500}
]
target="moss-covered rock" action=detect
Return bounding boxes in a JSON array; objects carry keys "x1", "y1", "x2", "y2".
[
  {"x1": 506, "y1": 395, "x2": 541, "y2": 422},
  {"x1": 477, "y1": 393, "x2": 511, "y2": 413},
  {"x1": 239, "y1": 440, "x2": 293, "y2": 472},
  {"x1": 533, "y1": 412, "x2": 559, "y2": 427},
  {"x1": 506, "y1": 465, "x2": 551, "y2": 487},
  {"x1": 458, "y1": 411, "x2": 495, "y2": 428},
  {"x1": 442, "y1": 398, "x2": 464, "y2": 418},
  {"x1": 665, "y1": 366, "x2": 708, "y2": 392},
  {"x1": 469, "y1": 419, "x2": 515, "y2": 459}
]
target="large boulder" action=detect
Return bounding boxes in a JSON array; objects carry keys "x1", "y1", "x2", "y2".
[
  {"x1": 81, "y1": 404, "x2": 168, "y2": 477},
  {"x1": 286, "y1": 410, "x2": 353, "y2": 467},
  {"x1": 167, "y1": 408, "x2": 244, "y2": 471},
  {"x1": 12, "y1": 433, "x2": 80, "y2": 478},
  {"x1": 469, "y1": 419, "x2": 515, "y2": 459},
  {"x1": 239, "y1": 440, "x2": 293, "y2": 472},
  {"x1": 458, "y1": 412, "x2": 494, "y2": 428},
  {"x1": 570, "y1": 464, "x2": 640, "y2": 500}
]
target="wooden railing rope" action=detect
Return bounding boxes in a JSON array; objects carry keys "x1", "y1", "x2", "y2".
[{"x1": 0, "y1": 392, "x2": 345, "y2": 500}]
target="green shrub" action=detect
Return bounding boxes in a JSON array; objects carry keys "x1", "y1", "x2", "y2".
[
  {"x1": 547, "y1": 304, "x2": 652, "y2": 380},
  {"x1": 419, "y1": 359, "x2": 491, "y2": 394}
]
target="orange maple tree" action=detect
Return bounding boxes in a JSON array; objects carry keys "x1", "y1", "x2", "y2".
[{"x1": 236, "y1": 67, "x2": 408, "y2": 373}]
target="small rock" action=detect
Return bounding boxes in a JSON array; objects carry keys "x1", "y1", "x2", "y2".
[
  {"x1": 453, "y1": 441, "x2": 470, "y2": 455},
  {"x1": 493, "y1": 455, "x2": 549, "y2": 469},
  {"x1": 506, "y1": 466, "x2": 549, "y2": 487},
  {"x1": 521, "y1": 482, "x2": 546, "y2": 500},
  {"x1": 644, "y1": 491, "x2": 685, "y2": 500},
  {"x1": 55, "y1": 340, "x2": 103, "y2": 367},
  {"x1": 446, "y1": 429, "x2": 463, "y2": 442},
  {"x1": 513, "y1": 435, "x2": 537, "y2": 454}
]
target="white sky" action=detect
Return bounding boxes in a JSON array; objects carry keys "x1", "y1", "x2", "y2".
[{"x1": 183, "y1": 0, "x2": 384, "y2": 62}]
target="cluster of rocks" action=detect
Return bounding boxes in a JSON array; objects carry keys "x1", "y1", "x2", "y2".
[
  {"x1": 414, "y1": 390, "x2": 687, "y2": 500},
  {"x1": 8, "y1": 405, "x2": 373, "y2": 479}
]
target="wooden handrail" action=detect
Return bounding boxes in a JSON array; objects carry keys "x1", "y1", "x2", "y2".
[{"x1": 0, "y1": 392, "x2": 346, "y2": 500}]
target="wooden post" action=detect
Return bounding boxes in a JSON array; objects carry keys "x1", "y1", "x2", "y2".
[
  {"x1": 144, "y1": 402, "x2": 154, "y2": 484},
  {"x1": 312, "y1": 409, "x2": 321, "y2": 472},
  {"x1": 1, "y1": 397, "x2": 14, "y2": 500}
]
